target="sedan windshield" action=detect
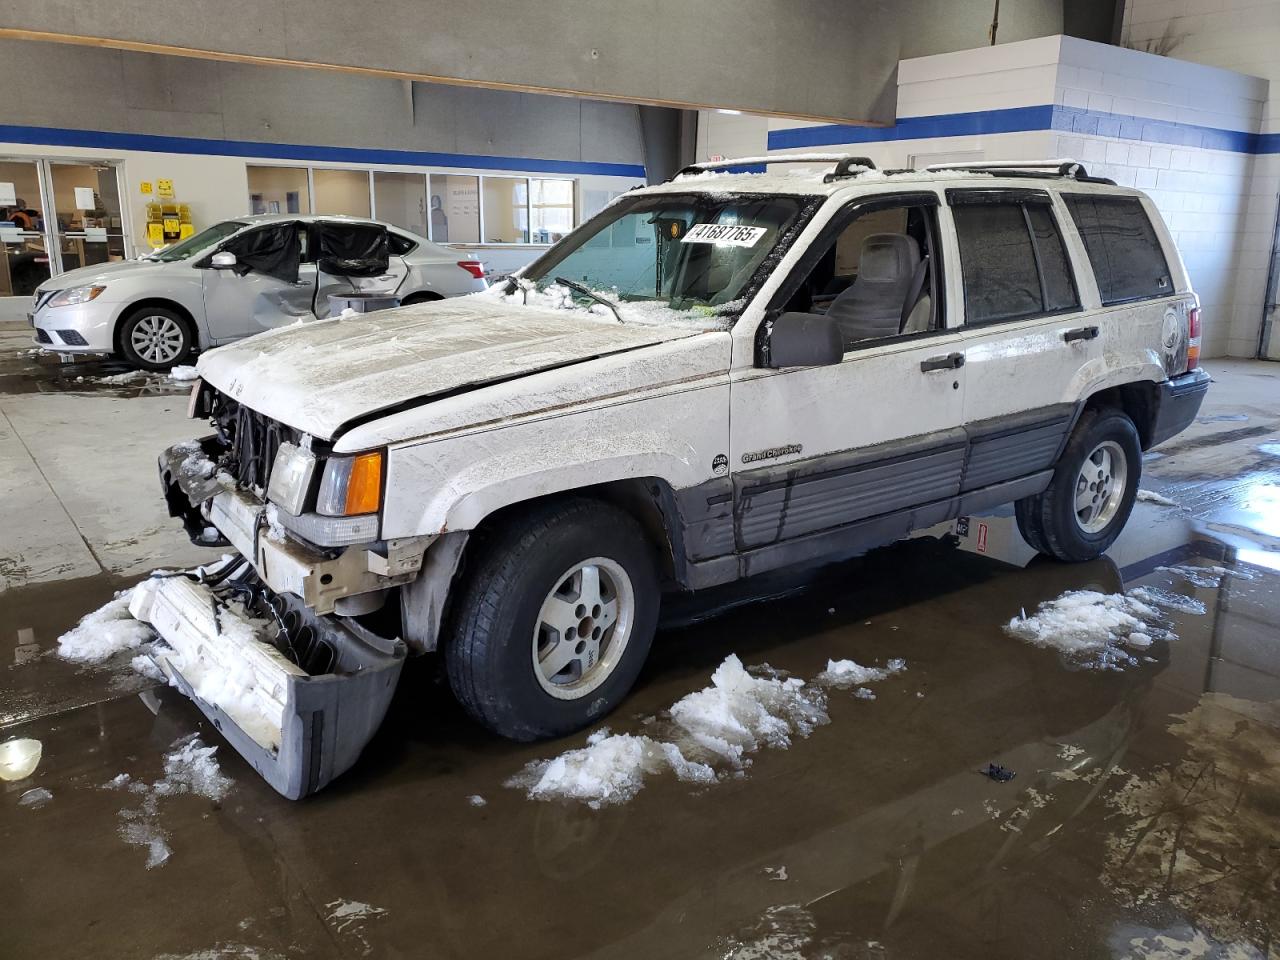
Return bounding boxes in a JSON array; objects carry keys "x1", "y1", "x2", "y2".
[
  {"x1": 148, "y1": 220, "x2": 246, "y2": 262},
  {"x1": 511, "y1": 192, "x2": 817, "y2": 326}
]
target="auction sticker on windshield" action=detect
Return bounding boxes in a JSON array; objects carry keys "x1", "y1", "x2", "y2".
[{"x1": 681, "y1": 223, "x2": 768, "y2": 247}]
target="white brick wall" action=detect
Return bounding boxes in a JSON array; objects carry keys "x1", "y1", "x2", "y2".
[{"x1": 698, "y1": 32, "x2": 1277, "y2": 358}]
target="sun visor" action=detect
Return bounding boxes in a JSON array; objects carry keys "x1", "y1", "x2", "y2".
[{"x1": 315, "y1": 222, "x2": 390, "y2": 278}]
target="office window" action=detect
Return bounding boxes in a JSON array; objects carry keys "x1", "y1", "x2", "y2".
[
  {"x1": 373, "y1": 172, "x2": 428, "y2": 238},
  {"x1": 247, "y1": 166, "x2": 310, "y2": 215},
  {"x1": 530, "y1": 179, "x2": 574, "y2": 243},
  {"x1": 313, "y1": 168, "x2": 371, "y2": 218},
  {"x1": 430, "y1": 174, "x2": 480, "y2": 243},
  {"x1": 1064, "y1": 195, "x2": 1171, "y2": 305},
  {"x1": 482, "y1": 177, "x2": 529, "y2": 244}
]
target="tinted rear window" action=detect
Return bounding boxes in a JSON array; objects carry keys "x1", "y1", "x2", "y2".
[{"x1": 1064, "y1": 195, "x2": 1172, "y2": 305}]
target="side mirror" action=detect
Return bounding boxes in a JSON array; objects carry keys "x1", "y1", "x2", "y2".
[
  {"x1": 210, "y1": 251, "x2": 237, "y2": 269},
  {"x1": 766, "y1": 312, "x2": 844, "y2": 368}
]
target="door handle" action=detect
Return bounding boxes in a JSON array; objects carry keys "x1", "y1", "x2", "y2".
[
  {"x1": 920, "y1": 352, "x2": 965, "y2": 373},
  {"x1": 1063, "y1": 325, "x2": 1099, "y2": 343}
]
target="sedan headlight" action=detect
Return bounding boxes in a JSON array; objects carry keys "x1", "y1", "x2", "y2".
[
  {"x1": 48, "y1": 285, "x2": 106, "y2": 308},
  {"x1": 316, "y1": 451, "x2": 383, "y2": 517}
]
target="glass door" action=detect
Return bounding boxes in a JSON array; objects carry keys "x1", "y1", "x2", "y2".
[
  {"x1": 0, "y1": 159, "x2": 52, "y2": 297},
  {"x1": 47, "y1": 161, "x2": 128, "y2": 274}
]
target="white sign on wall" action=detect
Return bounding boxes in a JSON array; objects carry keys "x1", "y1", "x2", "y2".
[
  {"x1": 74, "y1": 186, "x2": 96, "y2": 209},
  {"x1": 0, "y1": 182, "x2": 16, "y2": 206}
]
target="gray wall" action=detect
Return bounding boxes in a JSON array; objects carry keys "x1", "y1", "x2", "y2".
[{"x1": 0, "y1": 39, "x2": 649, "y2": 167}]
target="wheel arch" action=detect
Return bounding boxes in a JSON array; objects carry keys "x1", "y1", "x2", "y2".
[
  {"x1": 1080, "y1": 379, "x2": 1162, "y2": 450},
  {"x1": 113, "y1": 298, "x2": 202, "y2": 353}
]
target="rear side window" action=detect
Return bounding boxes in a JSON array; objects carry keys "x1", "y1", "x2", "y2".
[
  {"x1": 388, "y1": 233, "x2": 416, "y2": 255},
  {"x1": 950, "y1": 192, "x2": 1080, "y2": 325},
  {"x1": 1063, "y1": 195, "x2": 1172, "y2": 305}
]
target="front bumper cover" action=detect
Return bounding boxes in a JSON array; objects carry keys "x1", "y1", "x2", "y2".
[{"x1": 130, "y1": 565, "x2": 405, "y2": 799}]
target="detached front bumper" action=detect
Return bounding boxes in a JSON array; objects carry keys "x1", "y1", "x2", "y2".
[{"x1": 130, "y1": 566, "x2": 406, "y2": 799}]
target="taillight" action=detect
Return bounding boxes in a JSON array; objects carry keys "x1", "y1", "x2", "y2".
[
  {"x1": 457, "y1": 260, "x2": 485, "y2": 280},
  {"x1": 1187, "y1": 306, "x2": 1201, "y2": 371}
]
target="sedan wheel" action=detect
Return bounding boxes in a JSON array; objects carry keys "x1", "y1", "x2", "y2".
[{"x1": 119, "y1": 307, "x2": 193, "y2": 370}]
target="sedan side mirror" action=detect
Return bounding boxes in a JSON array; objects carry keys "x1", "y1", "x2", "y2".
[
  {"x1": 766, "y1": 312, "x2": 844, "y2": 368},
  {"x1": 210, "y1": 251, "x2": 237, "y2": 269}
]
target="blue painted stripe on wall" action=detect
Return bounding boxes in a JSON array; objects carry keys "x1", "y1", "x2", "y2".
[
  {"x1": 767, "y1": 106, "x2": 1055, "y2": 150},
  {"x1": 0, "y1": 124, "x2": 648, "y2": 178},
  {"x1": 769, "y1": 105, "x2": 1280, "y2": 155}
]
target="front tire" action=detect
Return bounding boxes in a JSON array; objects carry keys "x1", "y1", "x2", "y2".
[
  {"x1": 444, "y1": 498, "x2": 660, "y2": 741},
  {"x1": 1016, "y1": 407, "x2": 1141, "y2": 562},
  {"x1": 118, "y1": 306, "x2": 193, "y2": 370}
]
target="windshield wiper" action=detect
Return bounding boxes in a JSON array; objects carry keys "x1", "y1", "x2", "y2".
[{"x1": 554, "y1": 277, "x2": 624, "y2": 324}]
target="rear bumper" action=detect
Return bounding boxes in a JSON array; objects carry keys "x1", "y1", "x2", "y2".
[
  {"x1": 130, "y1": 568, "x2": 405, "y2": 799},
  {"x1": 1148, "y1": 367, "x2": 1211, "y2": 448}
]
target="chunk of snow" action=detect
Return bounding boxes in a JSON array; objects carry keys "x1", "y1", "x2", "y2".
[
  {"x1": 167, "y1": 365, "x2": 200, "y2": 381},
  {"x1": 1004, "y1": 590, "x2": 1169, "y2": 670},
  {"x1": 19, "y1": 787, "x2": 52, "y2": 808},
  {"x1": 853, "y1": 687, "x2": 876, "y2": 700},
  {"x1": 513, "y1": 729, "x2": 715, "y2": 808},
  {"x1": 1136, "y1": 489, "x2": 1177, "y2": 506},
  {"x1": 1128, "y1": 586, "x2": 1206, "y2": 616},
  {"x1": 130, "y1": 653, "x2": 165, "y2": 681},
  {"x1": 765, "y1": 865, "x2": 788, "y2": 881},
  {"x1": 263, "y1": 504, "x2": 288, "y2": 543},
  {"x1": 103, "y1": 773, "x2": 132, "y2": 790},
  {"x1": 56, "y1": 588, "x2": 153, "y2": 663},
  {"x1": 159, "y1": 735, "x2": 233, "y2": 801},
  {"x1": 509, "y1": 655, "x2": 828, "y2": 807},
  {"x1": 467, "y1": 794, "x2": 487, "y2": 807},
  {"x1": 816, "y1": 657, "x2": 907, "y2": 688}
]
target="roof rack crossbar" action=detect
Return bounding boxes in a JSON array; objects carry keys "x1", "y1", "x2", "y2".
[
  {"x1": 923, "y1": 159, "x2": 1115, "y2": 186},
  {"x1": 673, "y1": 154, "x2": 877, "y2": 180}
]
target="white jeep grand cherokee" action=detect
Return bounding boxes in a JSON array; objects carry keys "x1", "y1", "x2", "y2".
[{"x1": 133, "y1": 156, "x2": 1208, "y2": 797}]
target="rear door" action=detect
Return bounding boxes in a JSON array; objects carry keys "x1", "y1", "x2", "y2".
[
  {"x1": 200, "y1": 222, "x2": 313, "y2": 342},
  {"x1": 728, "y1": 190, "x2": 970, "y2": 572},
  {"x1": 945, "y1": 188, "x2": 1092, "y2": 494},
  {"x1": 312, "y1": 221, "x2": 406, "y2": 318}
]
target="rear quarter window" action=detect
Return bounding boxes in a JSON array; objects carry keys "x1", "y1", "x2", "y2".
[{"x1": 1063, "y1": 195, "x2": 1172, "y2": 305}]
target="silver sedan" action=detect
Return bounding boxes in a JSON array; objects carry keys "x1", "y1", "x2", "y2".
[{"x1": 30, "y1": 214, "x2": 487, "y2": 370}]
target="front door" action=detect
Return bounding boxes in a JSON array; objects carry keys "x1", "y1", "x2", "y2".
[
  {"x1": 201, "y1": 222, "x2": 314, "y2": 342},
  {"x1": 729, "y1": 191, "x2": 968, "y2": 572}
]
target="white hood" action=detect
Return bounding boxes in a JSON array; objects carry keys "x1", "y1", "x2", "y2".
[
  {"x1": 196, "y1": 298, "x2": 712, "y2": 440},
  {"x1": 39, "y1": 257, "x2": 170, "y2": 291}
]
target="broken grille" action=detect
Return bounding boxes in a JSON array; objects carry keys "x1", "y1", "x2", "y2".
[{"x1": 210, "y1": 391, "x2": 301, "y2": 493}]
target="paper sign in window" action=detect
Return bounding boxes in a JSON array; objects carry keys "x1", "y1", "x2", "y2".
[
  {"x1": 681, "y1": 223, "x2": 767, "y2": 247},
  {"x1": 0, "y1": 182, "x2": 16, "y2": 206},
  {"x1": 74, "y1": 187, "x2": 96, "y2": 209}
]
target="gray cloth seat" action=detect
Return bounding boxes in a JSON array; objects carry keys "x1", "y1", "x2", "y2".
[{"x1": 825, "y1": 233, "x2": 921, "y2": 348}]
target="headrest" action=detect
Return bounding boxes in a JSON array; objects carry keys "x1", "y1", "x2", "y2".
[{"x1": 859, "y1": 234, "x2": 920, "y2": 283}]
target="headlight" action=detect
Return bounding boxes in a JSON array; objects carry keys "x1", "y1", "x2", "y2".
[
  {"x1": 316, "y1": 451, "x2": 383, "y2": 516},
  {"x1": 48, "y1": 285, "x2": 106, "y2": 308}
]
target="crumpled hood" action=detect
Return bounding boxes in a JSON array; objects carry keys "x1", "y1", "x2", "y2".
[
  {"x1": 38, "y1": 258, "x2": 169, "y2": 293},
  {"x1": 196, "y1": 297, "x2": 711, "y2": 440}
]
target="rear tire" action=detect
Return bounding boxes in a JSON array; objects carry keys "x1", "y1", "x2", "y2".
[
  {"x1": 118, "y1": 306, "x2": 193, "y2": 370},
  {"x1": 399, "y1": 291, "x2": 443, "y2": 306},
  {"x1": 444, "y1": 498, "x2": 660, "y2": 741},
  {"x1": 1016, "y1": 407, "x2": 1141, "y2": 562}
]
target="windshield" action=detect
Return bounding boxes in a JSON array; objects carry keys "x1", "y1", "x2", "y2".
[
  {"x1": 148, "y1": 220, "x2": 247, "y2": 262},
  {"x1": 512, "y1": 192, "x2": 816, "y2": 326}
]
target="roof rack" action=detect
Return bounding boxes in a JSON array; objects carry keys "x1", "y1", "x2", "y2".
[
  {"x1": 672, "y1": 154, "x2": 877, "y2": 180},
  {"x1": 924, "y1": 159, "x2": 1116, "y2": 185}
]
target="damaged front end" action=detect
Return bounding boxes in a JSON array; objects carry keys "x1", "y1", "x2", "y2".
[
  {"x1": 146, "y1": 384, "x2": 429, "y2": 797},
  {"x1": 130, "y1": 558, "x2": 405, "y2": 799}
]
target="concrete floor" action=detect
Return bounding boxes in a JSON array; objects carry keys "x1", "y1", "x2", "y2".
[{"x1": 2, "y1": 326, "x2": 1279, "y2": 960}]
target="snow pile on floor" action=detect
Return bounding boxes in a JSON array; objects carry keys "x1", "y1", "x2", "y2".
[
  {"x1": 1005, "y1": 590, "x2": 1168, "y2": 669},
  {"x1": 816, "y1": 657, "x2": 907, "y2": 689},
  {"x1": 98, "y1": 369, "x2": 151, "y2": 385},
  {"x1": 509, "y1": 654, "x2": 828, "y2": 807},
  {"x1": 668, "y1": 655, "x2": 827, "y2": 764},
  {"x1": 1136, "y1": 489, "x2": 1177, "y2": 506},
  {"x1": 56, "y1": 588, "x2": 154, "y2": 663},
  {"x1": 111, "y1": 734, "x2": 232, "y2": 869},
  {"x1": 1158, "y1": 563, "x2": 1251, "y2": 589},
  {"x1": 167, "y1": 365, "x2": 200, "y2": 381}
]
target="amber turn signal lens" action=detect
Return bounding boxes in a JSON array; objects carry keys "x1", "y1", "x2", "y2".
[{"x1": 344, "y1": 452, "x2": 383, "y2": 515}]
